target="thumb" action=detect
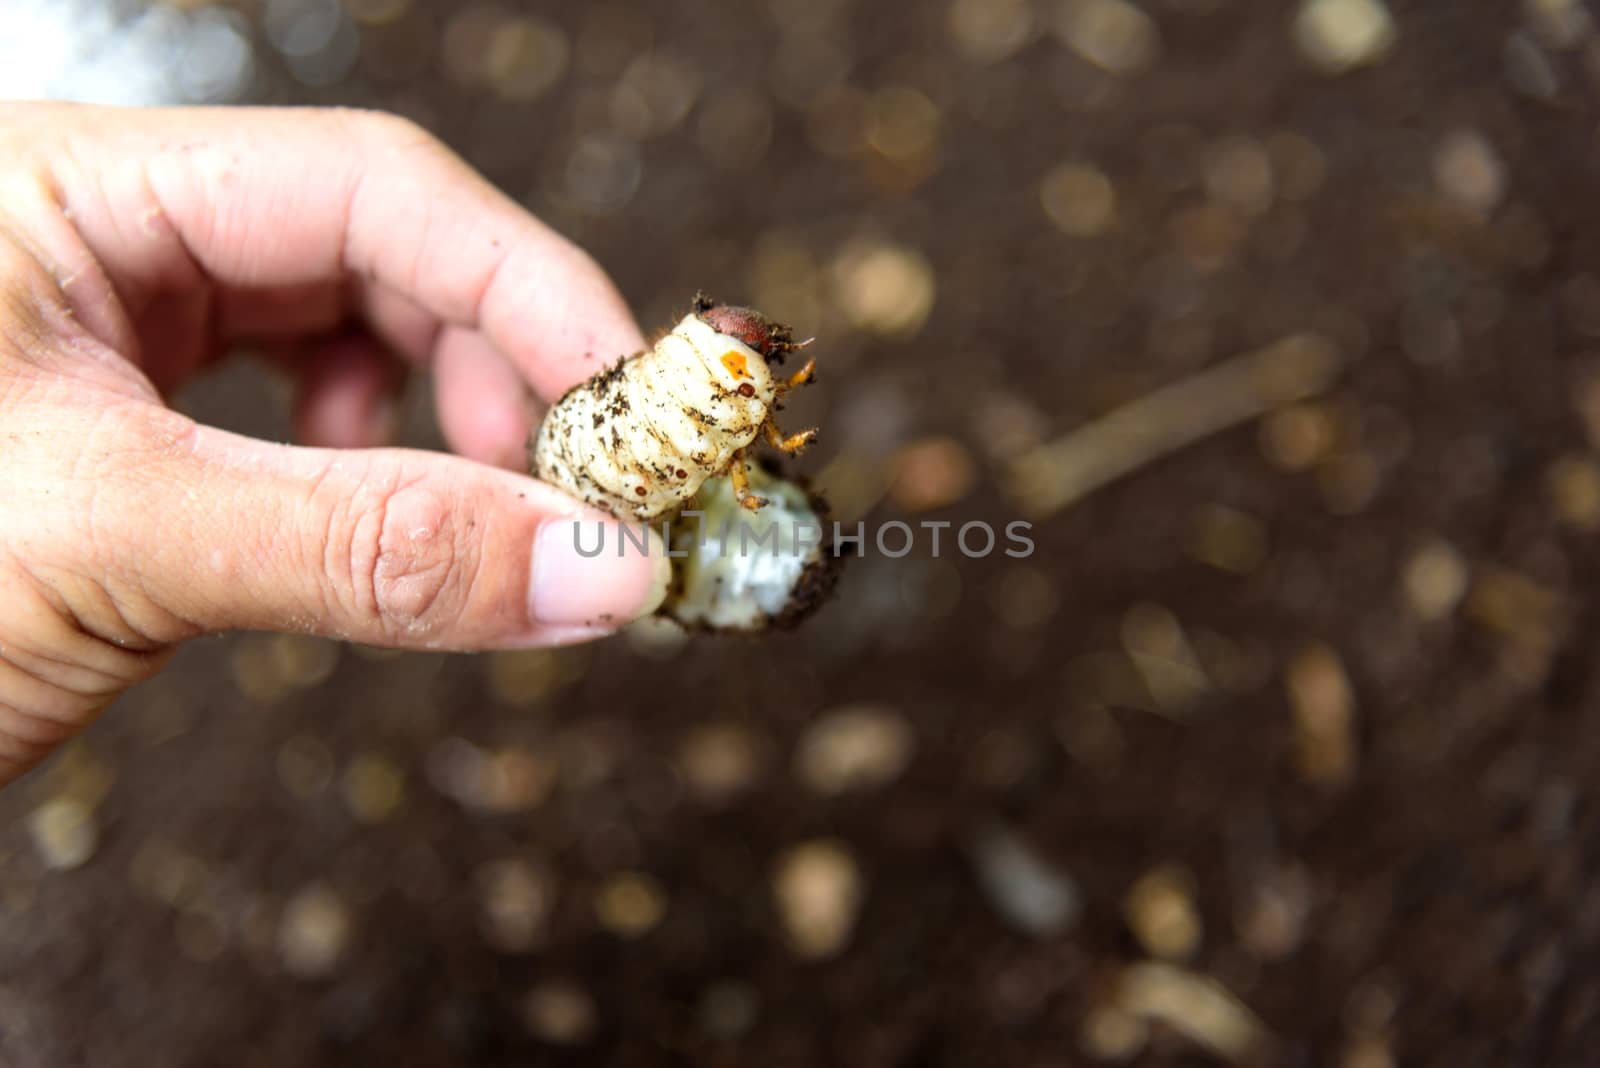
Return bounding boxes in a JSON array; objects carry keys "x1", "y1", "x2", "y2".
[{"x1": 98, "y1": 424, "x2": 671, "y2": 649}]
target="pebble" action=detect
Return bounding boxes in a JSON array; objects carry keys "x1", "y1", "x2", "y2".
[
  {"x1": 522, "y1": 980, "x2": 597, "y2": 1046},
  {"x1": 1285, "y1": 642, "x2": 1356, "y2": 788},
  {"x1": 611, "y1": 52, "x2": 700, "y2": 139},
  {"x1": 677, "y1": 723, "x2": 764, "y2": 804},
  {"x1": 1186, "y1": 504, "x2": 1269, "y2": 575},
  {"x1": 594, "y1": 871, "x2": 667, "y2": 938},
  {"x1": 487, "y1": 649, "x2": 561, "y2": 705},
  {"x1": 948, "y1": 0, "x2": 1035, "y2": 63},
  {"x1": 341, "y1": 752, "x2": 406, "y2": 825},
  {"x1": 863, "y1": 85, "x2": 941, "y2": 165},
  {"x1": 968, "y1": 824, "x2": 1080, "y2": 936},
  {"x1": 1081, "y1": 1001, "x2": 1149, "y2": 1061},
  {"x1": 773, "y1": 839, "x2": 863, "y2": 959},
  {"x1": 271, "y1": 634, "x2": 340, "y2": 687},
  {"x1": 1237, "y1": 861, "x2": 1313, "y2": 960},
  {"x1": 988, "y1": 564, "x2": 1061, "y2": 630},
  {"x1": 1268, "y1": 132, "x2": 1329, "y2": 202},
  {"x1": 1546, "y1": 455, "x2": 1600, "y2": 530},
  {"x1": 477, "y1": 859, "x2": 552, "y2": 953},
  {"x1": 277, "y1": 735, "x2": 335, "y2": 800},
  {"x1": 1505, "y1": 29, "x2": 1561, "y2": 99},
  {"x1": 426, "y1": 738, "x2": 554, "y2": 814},
  {"x1": 1117, "y1": 962, "x2": 1268, "y2": 1063},
  {"x1": 230, "y1": 634, "x2": 339, "y2": 703},
  {"x1": 1205, "y1": 136, "x2": 1275, "y2": 216},
  {"x1": 1260, "y1": 402, "x2": 1338, "y2": 470},
  {"x1": 486, "y1": 14, "x2": 569, "y2": 101},
  {"x1": 1121, "y1": 602, "x2": 1210, "y2": 716},
  {"x1": 1318, "y1": 450, "x2": 1382, "y2": 515},
  {"x1": 1294, "y1": 0, "x2": 1397, "y2": 73},
  {"x1": 1344, "y1": 1034, "x2": 1398, "y2": 1068},
  {"x1": 563, "y1": 134, "x2": 642, "y2": 216},
  {"x1": 1055, "y1": 0, "x2": 1161, "y2": 75},
  {"x1": 1433, "y1": 129, "x2": 1507, "y2": 219},
  {"x1": 441, "y1": 4, "x2": 506, "y2": 88},
  {"x1": 1040, "y1": 161, "x2": 1118, "y2": 236},
  {"x1": 345, "y1": 0, "x2": 409, "y2": 26},
  {"x1": 1402, "y1": 539, "x2": 1469, "y2": 622},
  {"x1": 830, "y1": 239, "x2": 937, "y2": 338},
  {"x1": 1169, "y1": 202, "x2": 1246, "y2": 272},
  {"x1": 1468, "y1": 567, "x2": 1558, "y2": 640},
  {"x1": 886, "y1": 436, "x2": 976, "y2": 512},
  {"x1": 27, "y1": 798, "x2": 97, "y2": 871},
  {"x1": 1124, "y1": 864, "x2": 1202, "y2": 961},
  {"x1": 278, "y1": 883, "x2": 351, "y2": 979},
  {"x1": 697, "y1": 980, "x2": 761, "y2": 1039},
  {"x1": 794, "y1": 704, "x2": 916, "y2": 796},
  {"x1": 1526, "y1": 0, "x2": 1594, "y2": 50},
  {"x1": 129, "y1": 837, "x2": 209, "y2": 908}
]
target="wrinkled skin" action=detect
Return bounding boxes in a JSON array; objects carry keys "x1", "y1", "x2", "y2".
[{"x1": 0, "y1": 102, "x2": 669, "y2": 788}]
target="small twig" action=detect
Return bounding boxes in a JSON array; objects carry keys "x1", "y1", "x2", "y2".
[{"x1": 1006, "y1": 333, "x2": 1343, "y2": 519}]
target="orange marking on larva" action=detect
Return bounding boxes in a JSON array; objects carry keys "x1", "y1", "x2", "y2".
[{"x1": 720, "y1": 351, "x2": 753, "y2": 380}]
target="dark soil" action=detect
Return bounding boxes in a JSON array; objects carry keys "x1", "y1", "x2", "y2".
[{"x1": 7, "y1": 0, "x2": 1600, "y2": 1064}]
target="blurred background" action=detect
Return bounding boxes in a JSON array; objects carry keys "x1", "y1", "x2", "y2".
[{"x1": 5, "y1": 0, "x2": 1600, "y2": 1063}]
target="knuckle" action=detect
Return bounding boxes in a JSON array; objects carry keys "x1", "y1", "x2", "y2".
[
  {"x1": 346, "y1": 478, "x2": 479, "y2": 639},
  {"x1": 0, "y1": 700, "x2": 75, "y2": 753},
  {"x1": 347, "y1": 108, "x2": 445, "y2": 159}
]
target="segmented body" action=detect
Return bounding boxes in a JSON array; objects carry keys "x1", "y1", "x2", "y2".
[{"x1": 533, "y1": 312, "x2": 777, "y2": 520}]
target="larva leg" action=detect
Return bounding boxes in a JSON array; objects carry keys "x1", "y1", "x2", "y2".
[
  {"x1": 729, "y1": 450, "x2": 769, "y2": 511},
  {"x1": 763, "y1": 419, "x2": 819, "y2": 455},
  {"x1": 777, "y1": 358, "x2": 816, "y2": 392}
]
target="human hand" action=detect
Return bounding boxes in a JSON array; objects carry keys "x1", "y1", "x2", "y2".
[{"x1": 0, "y1": 103, "x2": 670, "y2": 786}]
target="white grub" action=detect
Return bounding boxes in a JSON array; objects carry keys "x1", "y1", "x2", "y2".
[
  {"x1": 661, "y1": 466, "x2": 831, "y2": 631},
  {"x1": 532, "y1": 297, "x2": 837, "y2": 633},
  {"x1": 534, "y1": 311, "x2": 775, "y2": 520}
]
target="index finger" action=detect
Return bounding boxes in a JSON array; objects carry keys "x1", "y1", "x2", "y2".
[{"x1": 11, "y1": 103, "x2": 643, "y2": 401}]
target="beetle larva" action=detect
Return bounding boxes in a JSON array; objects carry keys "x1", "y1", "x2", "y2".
[
  {"x1": 660, "y1": 463, "x2": 840, "y2": 631},
  {"x1": 532, "y1": 295, "x2": 818, "y2": 521}
]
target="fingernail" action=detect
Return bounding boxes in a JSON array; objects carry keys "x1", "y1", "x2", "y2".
[{"x1": 530, "y1": 518, "x2": 671, "y2": 628}]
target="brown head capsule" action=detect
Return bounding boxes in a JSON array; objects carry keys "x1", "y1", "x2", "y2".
[{"x1": 694, "y1": 293, "x2": 802, "y2": 364}]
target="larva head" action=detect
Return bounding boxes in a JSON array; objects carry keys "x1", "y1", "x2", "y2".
[{"x1": 693, "y1": 293, "x2": 801, "y2": 364}]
